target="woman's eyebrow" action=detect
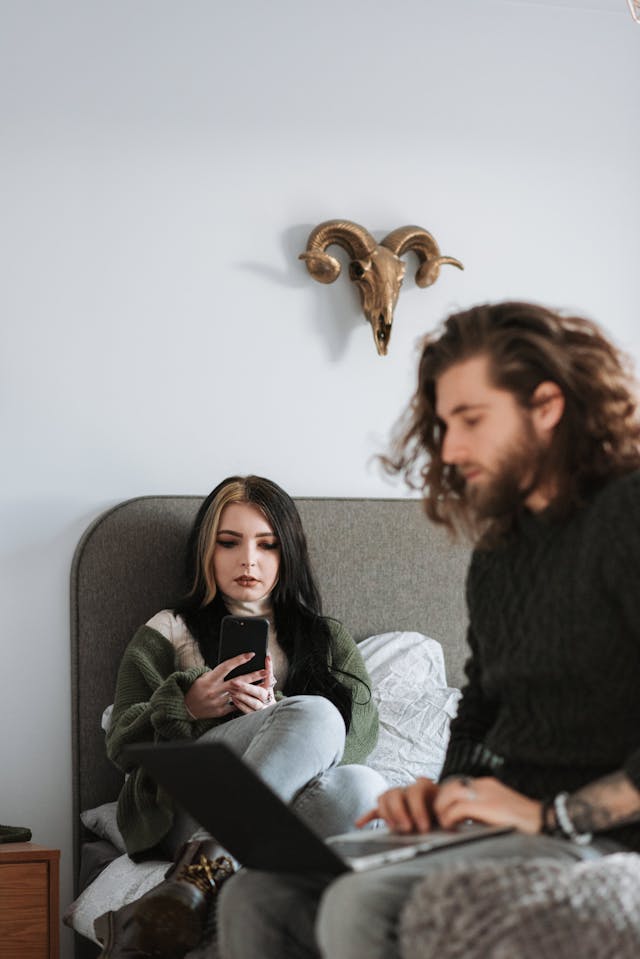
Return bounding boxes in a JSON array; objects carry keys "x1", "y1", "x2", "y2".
[{"x1": 217, "y1": 529, "x2": 277, "y2": 538}]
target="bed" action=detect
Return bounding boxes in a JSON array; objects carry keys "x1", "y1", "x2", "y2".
[{"x1": 68, "y1": 494, "x2": 471, "y2": 958}]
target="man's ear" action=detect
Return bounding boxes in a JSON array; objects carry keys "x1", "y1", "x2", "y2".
[{"x1": 531, "y1": 381, "x2": 565, "y2": 436}]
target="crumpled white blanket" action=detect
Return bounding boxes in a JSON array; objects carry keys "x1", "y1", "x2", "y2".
[{"x1": 360, "y1": 631, "x2": 461, "y2": 786}]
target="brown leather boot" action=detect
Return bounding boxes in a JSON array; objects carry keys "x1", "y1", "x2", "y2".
[
  {"x1": 93, "y1": 907, "x2": 150, "y2": 958},
  {"x1": 94, "y1": 841, "x2": 234, "y2": 959}
]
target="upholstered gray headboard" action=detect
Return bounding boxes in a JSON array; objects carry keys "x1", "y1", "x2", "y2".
[{"x1": 70, "y1": 496, "x2": 471, "y2": 883}]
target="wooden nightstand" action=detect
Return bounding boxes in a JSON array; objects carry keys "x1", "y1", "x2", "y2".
[{"x1": 0, "y1": 843, "x2": 60, "y2": 959}]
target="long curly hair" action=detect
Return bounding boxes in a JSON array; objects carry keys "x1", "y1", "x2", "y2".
[
  {"x1": 382, "y1": 302, "x2": 640, "y2": 542},
  {"x1": 174, "y1": 475, "x2": 369, "y2": 730}
]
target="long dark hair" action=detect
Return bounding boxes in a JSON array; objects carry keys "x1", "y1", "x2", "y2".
[
  {"x1": 382, "y1": 301, "x2": 640, "y2": 543},
  {"x1": 174, "y1": 475, "x2": 366, "y2": 730}
]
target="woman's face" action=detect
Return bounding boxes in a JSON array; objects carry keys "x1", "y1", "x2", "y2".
[{"x1": 212, "y1": 501, "x2": 280, "y2": 603}]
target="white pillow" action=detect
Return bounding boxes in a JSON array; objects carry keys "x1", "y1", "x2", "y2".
[
  {"x1": 80, "y1": 801, "x2": 127, "y2": 853},
  {"x1": 63, "y1": 853, "x2": 168, "y2": 943},
  {"x1": 359, "y1": 631, "x2": 461, "y2": 787},
  {"x1": 101, "y1": 703, "x2": 113, "y2": 733}
]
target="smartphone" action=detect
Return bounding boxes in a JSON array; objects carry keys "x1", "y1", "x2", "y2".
[{"x1": 218, "y1": 615, "x2": 269, "y2": 681}]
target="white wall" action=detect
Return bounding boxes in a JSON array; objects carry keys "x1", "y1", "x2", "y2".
[{"x1": 1, "y1": 0, "x2": 638, "y2": 952}]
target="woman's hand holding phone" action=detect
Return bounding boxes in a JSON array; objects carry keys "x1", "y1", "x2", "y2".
[
  {"x1": 184, "y1": 653, "x2": 266, "y2": 719},
  {"x1": 227, "y1": 653, "x2": 277, "y2": 714}
]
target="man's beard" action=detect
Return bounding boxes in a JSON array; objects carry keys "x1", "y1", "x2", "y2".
[{"x1": 464, "y1": 424, "x2": 545, "y2": 521}]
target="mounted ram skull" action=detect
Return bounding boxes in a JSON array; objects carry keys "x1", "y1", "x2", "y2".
[{"x1": 299, "y1": 220, "x2": 463, "y2": 356}]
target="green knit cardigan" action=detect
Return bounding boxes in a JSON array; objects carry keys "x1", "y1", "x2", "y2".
[{"x1": 106, "y1": 615, "x2": 378, "y2": 856}]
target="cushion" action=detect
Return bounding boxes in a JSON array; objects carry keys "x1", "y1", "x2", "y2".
[
  {"x1": 79, "y1": 839, "x2": 122, "y2": 892},
  {"x1": 359, "y1": 631, "x2": 460, "y2": 786},
  {"x1": 81, "y1": 801, "x2": 127, "y2": 853},
  {"x1": 63, "y1": 853, "x2": 168, "y2": 943},
  {"x1": 400, "y1": 854, "x2": 640, "y2": 959},
  {"x1": 101, "y1": 703, "x2": 113, "y2": 732}
]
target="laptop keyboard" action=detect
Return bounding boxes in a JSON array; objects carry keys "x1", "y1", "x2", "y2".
[{"x1": 328, "y1": 835, "x2": 432, "y2": 857}]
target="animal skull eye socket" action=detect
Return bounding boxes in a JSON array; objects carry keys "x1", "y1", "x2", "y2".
[{"x1": 349, "y1": 261, "x2": 366, "y2": 280}]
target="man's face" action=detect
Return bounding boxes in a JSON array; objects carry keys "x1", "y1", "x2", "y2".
[{"x1": 435, "y1": 354, "x2": 545, "y2": 516}]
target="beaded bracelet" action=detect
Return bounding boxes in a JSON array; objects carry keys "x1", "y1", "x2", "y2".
[{"x1": 553, "y1": 791, "x2": 593, "y2": 846}]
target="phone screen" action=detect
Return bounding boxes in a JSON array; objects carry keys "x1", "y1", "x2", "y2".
[{"x1": 218, "y1": 615, "x2": 269, "y2": 680}]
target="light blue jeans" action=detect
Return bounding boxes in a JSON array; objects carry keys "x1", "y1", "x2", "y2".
[
  {"x1": 162, "y1": 694, "x2": 387, "y2": 859},
  {"x1": 218, "y1": 831, "x2": 624, "y2": 959}
]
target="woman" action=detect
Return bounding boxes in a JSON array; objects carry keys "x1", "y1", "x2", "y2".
[{"x1": 97, "y1": 475, "x2": 384, "y2": 959}]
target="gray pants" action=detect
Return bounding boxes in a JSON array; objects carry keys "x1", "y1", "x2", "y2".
[
  {"x1": 218, "y1": 831, "x2": 623, "y2": 959},
  {"x1": 163, "y1": 694, "x2": 387, "y2": 859}
]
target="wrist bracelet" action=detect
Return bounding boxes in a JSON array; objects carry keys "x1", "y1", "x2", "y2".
[{"x1": 553, "y1": 792, "x2": 593, "y2": 845}]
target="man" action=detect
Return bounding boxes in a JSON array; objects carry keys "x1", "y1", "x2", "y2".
[{"x1": 218, "y1": 301, "x2": 640, "y2": 959}]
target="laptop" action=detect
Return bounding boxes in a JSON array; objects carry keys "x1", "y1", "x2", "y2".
[{"x1": 124, "y1": 741, "x2": 513, "y2": 876}]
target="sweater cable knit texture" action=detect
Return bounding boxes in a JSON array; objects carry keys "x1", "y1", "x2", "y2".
[{"x1": 440, "y1": 471, "x2": 640, "y2": 850}]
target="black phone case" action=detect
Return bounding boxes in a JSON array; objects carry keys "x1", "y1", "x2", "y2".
[{"x1": 218, "y1": 615, "x2": 269, "y2": 680}]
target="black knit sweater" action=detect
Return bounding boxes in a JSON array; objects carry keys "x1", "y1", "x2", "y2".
[{"x1": 440, "y1": 470, "x2": 640, "y2": 850}]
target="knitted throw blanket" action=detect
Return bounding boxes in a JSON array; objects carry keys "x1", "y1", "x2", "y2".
[{"x1": 400, "y1": 854, "x2": 640, "y2": 959}]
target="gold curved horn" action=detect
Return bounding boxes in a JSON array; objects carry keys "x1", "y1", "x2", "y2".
[
  {"x1": 381, "y1": 225, "x2": 464, "y2": 288},
  {"x1": 299, "y1": 220, "x2": 378, "y2": 285}
]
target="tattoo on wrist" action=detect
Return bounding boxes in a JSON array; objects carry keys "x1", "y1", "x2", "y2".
[
  {"x1": 566, "y1": 796, "x2": 613, "y2": 833},
  {"x1": 568, "y1": 771, "x2": 640, "y2": 833}
]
